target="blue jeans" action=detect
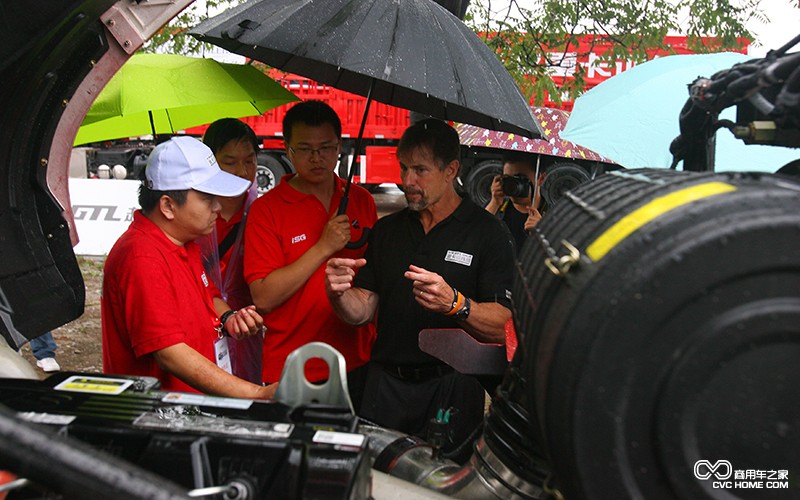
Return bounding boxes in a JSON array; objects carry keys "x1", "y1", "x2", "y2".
[{"x1": 30, "y1": 332, "x2": 57, "y2": 360}]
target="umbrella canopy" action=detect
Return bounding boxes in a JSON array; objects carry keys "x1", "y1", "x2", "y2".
[
  {"x1": 456, "y1": 106, "x2": 614, "y2": 164},
  {"x1": 560, "y1": 52, "x2": 799, "y2": 172},
  {"x1": 189, "y1": 0, "x2": 543, "y2": 139},
  {"x1": 74, "y1": 53, "x2": 299, "y2": 145}
]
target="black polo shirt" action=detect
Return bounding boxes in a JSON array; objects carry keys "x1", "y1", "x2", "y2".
[{"x1": 355, "y1": 198, "x2": 514, "y2": 366}]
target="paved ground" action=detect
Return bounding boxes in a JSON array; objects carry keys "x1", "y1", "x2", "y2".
[{"x1": 19, "y1": 185, "x2": 408, "y2": 377}]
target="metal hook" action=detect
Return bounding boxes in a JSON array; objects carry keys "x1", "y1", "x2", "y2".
[{"x1": 544, "y1": 240, "x2": 581, "y2": 277}]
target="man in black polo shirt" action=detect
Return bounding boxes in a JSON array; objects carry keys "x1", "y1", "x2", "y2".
[{"x1": 325, "y1": 119, "x2": 514, "y2": 459}]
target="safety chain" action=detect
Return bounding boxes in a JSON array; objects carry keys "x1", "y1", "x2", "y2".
[
  {"x1": 544, "y1": 240, "x2": 581, "y2": 277},
  {"x1": 542, "y1": 473, "x2": 566, "y2": 500},
  {"x1": 531, "y1": 227, "x2": 559, "y2": 264},
  {"x1": 531, "y1": 229, "x2": 582, "y2": 277},
  {"x1": 561, "y1": 191, "x2": 606, "y2": 220}
]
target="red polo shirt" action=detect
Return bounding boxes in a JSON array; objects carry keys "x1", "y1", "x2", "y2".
[
  {"x1": 244, "y1": 174, "x2": 377, "y2": 382},
  {"x1": 102, "y1": 211, "x2": 221, "y2": 393}
]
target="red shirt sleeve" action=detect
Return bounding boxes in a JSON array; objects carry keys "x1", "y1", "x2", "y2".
[{"x1": 244, "y1": 194, "x2": 285, "y2": 285}]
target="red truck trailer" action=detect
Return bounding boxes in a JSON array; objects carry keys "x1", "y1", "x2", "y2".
[
  {"x1": 89, "y1": 36, "x2": 747, "y2": 206},
  {"x1": 184, "y1": 68, "x2": 618, "y2": 206},
  {"x1": 185, "y1": 69, "x2": 410, "y2": 195}
]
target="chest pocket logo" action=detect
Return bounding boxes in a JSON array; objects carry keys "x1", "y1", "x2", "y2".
[
  {"x1": 291, "y1": 234, "x2": 307, "y2": 244},
  {"x1": 445, "y1": 250, "x2": 473, "y2": 267}
]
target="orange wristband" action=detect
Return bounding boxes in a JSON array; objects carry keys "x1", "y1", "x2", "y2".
[{"x1": 445, "y1": 291, "x2": 464, "y2": 316}]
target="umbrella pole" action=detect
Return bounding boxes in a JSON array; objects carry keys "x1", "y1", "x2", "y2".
[
  {"x1": 337, "y1": 79, "x2": 375, "y2": 216},
  {"x1": 148, "y1": 110, "x2": 157, "y2": 139},
  {"x1": 337, "y1": 80, "x2": 376, "y2": 249}
]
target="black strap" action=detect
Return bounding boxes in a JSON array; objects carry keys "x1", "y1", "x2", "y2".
[{"x1": 217, "y1": 222, "x2": 241, "y2": 258}]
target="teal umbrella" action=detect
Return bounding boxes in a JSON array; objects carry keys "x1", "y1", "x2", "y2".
[
  {"x1": 74, "y1": 53, "x2": 299, "y2": 145},
  {"x1": 560, "y1": 52, "x2": 799, "y2": 173}
]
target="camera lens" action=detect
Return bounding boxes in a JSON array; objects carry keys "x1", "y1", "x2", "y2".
[{"x1": 501, "y1": 174, "x2": 532, "y2": 198}]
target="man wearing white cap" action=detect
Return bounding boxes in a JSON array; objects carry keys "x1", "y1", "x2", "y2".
[{"x1": 102, "y1": 136, "x2": 275, "y2": 399}]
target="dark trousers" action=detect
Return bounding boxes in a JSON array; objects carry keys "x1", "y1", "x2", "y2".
[
  {"x1": 359, "y1": 362, "x2": 485, "y2": 460},
  {"x1": 347, "y1": 363, "x2": 370, "y2": 414}
]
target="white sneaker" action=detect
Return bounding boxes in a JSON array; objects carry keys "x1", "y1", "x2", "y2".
[{"x1": 36, "y1": 357, "x2": 61, "y2": 372}]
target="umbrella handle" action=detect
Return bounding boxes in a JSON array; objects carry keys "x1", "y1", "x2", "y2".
[
  {"x1": 337, "y1": 182, "x2": 371, "y2": 249},
  {"x1": 338, "y1": 79, "x2": 376, "y2": 248},
  {"x1": 344, "y1": 227, "x2": 371, "y2": 249}
]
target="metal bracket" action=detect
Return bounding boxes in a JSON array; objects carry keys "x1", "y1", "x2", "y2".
[
  {"x1": 273, "y1": 342, "x2": 354, "y2": 413},
  {"x1": 101, "y1": 0, "x2": 194, "y2": 55},
  {"x1": 544, "y1": 239, "x2": 581, "y2": 277}
]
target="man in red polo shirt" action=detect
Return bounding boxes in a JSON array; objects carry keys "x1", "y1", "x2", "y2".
[
  {"x1": 244, "y1": 101, "x2": 376, "y2": 409},
  {"x1": 102, "y1": 136, "x2": 275, "y2": 399}
]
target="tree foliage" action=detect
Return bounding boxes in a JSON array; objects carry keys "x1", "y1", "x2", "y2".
[
  {"x1": 145, "y1": 0, "x2": 779, "y2": 107},
  {"x1": 142, "y1": 0, "x2": 240, "y2": 55},
  {"x1": 465, "y1": 0, "x2": 767, "y2": 105}
]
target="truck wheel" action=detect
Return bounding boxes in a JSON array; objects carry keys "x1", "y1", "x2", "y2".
[
  {"x1": 541, "y1": 162, "x2": 591, "y2": 207},
  {"x1": 464, "y1": 159, "x2": 502, "y2": 207},
  {"x1": 256, "y1": 154, "x2": 291, "y2": 195}
]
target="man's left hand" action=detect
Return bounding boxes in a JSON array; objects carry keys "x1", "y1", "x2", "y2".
[
  {"x1": 524, "y1": 208, "x2": 542, "y2": 232},
  {"x1": 404, "y1": 264, "x2": 454, "y2": 313},
  {"x1": 224, "y1": 305, "x2": 265, "y2": 340}
]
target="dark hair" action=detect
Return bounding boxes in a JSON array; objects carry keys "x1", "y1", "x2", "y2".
[
  {"x1": 137, "y1": 167, "x2": 188, "y2": 213},
  {"x1": 397, "y1": 118, "x2": 460, "y2": 169},
  {"x1": 202, "y1": 118, "x2": 258, "y2": 155},
  {"x1": 501, "y1": 151, "x2": 537, "y2": 168},
  {"x1": 282, "y1": 100, "x2": 342, "y2": 143}
]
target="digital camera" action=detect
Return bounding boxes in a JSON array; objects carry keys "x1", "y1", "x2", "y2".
[{"x1": 501, "y1": 174, "x2": 533, "y2": 198}]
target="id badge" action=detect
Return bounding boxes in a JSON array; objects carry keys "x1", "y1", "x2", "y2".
[{"x1": 214, "y1": 336, "x2": 232, "y2": 374}]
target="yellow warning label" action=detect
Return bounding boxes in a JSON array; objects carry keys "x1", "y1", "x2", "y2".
[
  {"x1": 54, "y1": 375, "x2": 133, "y2": 395},
  {"x1": 586, "y1": 182, "x2": 736, "y2": 262}
]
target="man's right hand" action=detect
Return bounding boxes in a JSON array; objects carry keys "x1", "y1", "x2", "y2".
[
  {"x1": 318, "y1": 213, "x2": 352, "y2": 255},
  {"x1": 325, "y1": 257, "x2": 366, "y2": 297},
  {"x1": 485, "y1": 174, "x2": 505, "y2": 214},
  {"x1": 325, "y1": 257, "x2": 377, "y2": 326},
  {"x1": 257, "y1": 382, "x2": 279, "y2": 400}
]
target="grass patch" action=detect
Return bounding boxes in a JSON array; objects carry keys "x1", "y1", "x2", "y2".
[{"x1": 77, "y1": 255, "x2": 105, "y2": 278}]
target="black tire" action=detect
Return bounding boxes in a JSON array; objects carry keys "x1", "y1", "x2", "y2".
[
  {"x1": 256, "y1": 153, "x2": 292, "y2": 195},
  {"x1": 540, "y1": 161, "x2": 591, "y2": 207},
  {"x1": 463, "y1": 159, "x2": 502, "y2": 207},
  {"x1": 514, "y1": 169, "x2": 800, "y2": 498}
]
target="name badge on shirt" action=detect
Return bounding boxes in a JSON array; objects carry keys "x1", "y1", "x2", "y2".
[
  {"x1": 214, "y1": 337, "x2": 232, "y2": 374},
  {"x1": 445, "y1": 250, "x2": 473, "y2": 267}
]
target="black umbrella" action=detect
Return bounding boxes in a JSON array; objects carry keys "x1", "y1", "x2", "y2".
[{"x1": 190, "y1": 0, "x2": 543, "y2": 245}]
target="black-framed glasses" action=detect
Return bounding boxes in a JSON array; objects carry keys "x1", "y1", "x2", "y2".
[{"x1": 288, "y1": 143, "x2": 339, "y2": 159}]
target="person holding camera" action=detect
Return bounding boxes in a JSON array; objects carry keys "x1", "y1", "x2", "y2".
[{"x1": 485, "y1": 152, "x2": 546, "y2": 252}]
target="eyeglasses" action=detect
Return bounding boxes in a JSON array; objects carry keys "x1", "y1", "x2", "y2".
[{"x1": 288, "y1": 143, "x2": 339, "y2": 159}]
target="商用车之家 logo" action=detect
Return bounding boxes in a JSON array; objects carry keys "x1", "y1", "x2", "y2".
[{"x1": 694, "y1": 460, "x2": 789, "y2": 490}]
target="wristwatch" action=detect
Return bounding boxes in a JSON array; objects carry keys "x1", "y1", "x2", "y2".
[
  {"x1": 220, "y1": 309, "x2": 237, "y2": 336},
  {"x1": 454, "y1": 297, "x2": 471, "y2": 322}
]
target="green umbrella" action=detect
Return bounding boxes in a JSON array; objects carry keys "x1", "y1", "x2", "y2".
[{"x1": 74, "y1": 53, "x2": 298, "y2": 145}]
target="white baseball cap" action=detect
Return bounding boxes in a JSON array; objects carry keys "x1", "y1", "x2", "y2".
[{"x1": 145, "y1": 136, "x2": 251, "y2": 197}]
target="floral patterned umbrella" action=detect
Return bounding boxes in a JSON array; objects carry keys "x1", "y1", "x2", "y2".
[{"x1": 456, "y1": 106, "x2": 615, "y2": 164}]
